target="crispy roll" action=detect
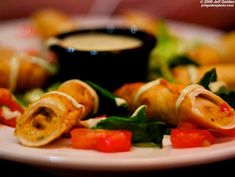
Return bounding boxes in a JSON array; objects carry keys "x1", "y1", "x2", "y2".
[
  {"x1": 115, "y1": 78, "x2": 235, "y2": 130},
  {"x1": 187, "y1": 45, "x2": 222, "y2": 65},
  {"x1": 0, "y1": 46, "x2": 54, "y2": 92},
  {"x1": 172, "y1": 64, "x2": 235, "y2": 89},
  {"x1": 218, "y1": 31, "x2": 235, "y2": 63},
  {"x1": 15, "y1": 79, "x2": 99, "y2": 147},
  {"x1": 32, "y1": 8, "x2": 76, "y2": 39},
  {"x1": 122, "y1": 10, "x2": 158, "y2": 35}
]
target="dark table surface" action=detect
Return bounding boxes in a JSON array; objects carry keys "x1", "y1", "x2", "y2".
[{"x1": 1, "y1": 157, "x2": 235, "y2": 177}]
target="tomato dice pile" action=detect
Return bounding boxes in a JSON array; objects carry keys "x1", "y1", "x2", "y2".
[
  {"x1": 170, "y1": 122, "x2": 216, "y2": 148},
  {"x1": 71, "y1": 128, "x2": 132, "y2": 153}
]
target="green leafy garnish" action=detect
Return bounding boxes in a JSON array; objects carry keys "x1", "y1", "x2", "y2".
[
  {"x1": 15, "y1": 88, "x2": 45, "y2": 107},
  {"x1": 169, "y1": 55, "x2": 199, "y2": 68},
  {"x1": 46, "y1": 82, "x2": 61, "y2": 91},
  {"x1": 86, "y1": 80, "x2": 128, "y2": 116},
  {"x1": 198, "y1": 68, "x2": 217, "y2": 90},
  {"x1": 198, "y1": 68, "x2": 235, "y2": 109},
  {"x1": 150, "y1": 22, "x2": 186, "y2": 81},
  {"x1": 215, "y1": 86, "x2": 235, "y2": 109},
  {"x1": 94, "y1": 105, "x2": 166, "y2": 147}
]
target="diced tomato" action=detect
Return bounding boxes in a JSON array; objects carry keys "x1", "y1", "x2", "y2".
[
  {"x1": 95, "y1": 130, "x2": 132, "y2": 152},
  {"x1": 220, "y1": 102, "x2": 233, "y2": 117},
  {"x1": 71, "y1": 128, "x2": 132, "y2": 153},
  {"x1": 170, "y1": 129, "x2": 215, "y2": 148},
  {"x1": 71, "y1": 128, "x2": 97, "y2": 149},
  {"x1": 0, "y1": 88, "x2": 24, "y2": 127}
]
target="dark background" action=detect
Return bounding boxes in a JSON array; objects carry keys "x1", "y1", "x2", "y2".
[
  {"x1": 0, "y1": 0, "x2": 234, "y2": 31},
  {"x1": 1, "y1": 157, "x2": 235, "y2": 177}
]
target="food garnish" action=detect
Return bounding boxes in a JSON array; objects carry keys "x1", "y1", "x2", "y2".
[{"x1": 0, "y1": 88, "x2": 24, "y2": 127}]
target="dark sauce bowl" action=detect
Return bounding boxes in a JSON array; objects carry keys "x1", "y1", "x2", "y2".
[{"x1": 47, "y1": 27, "x2": 156, "y2": 91}]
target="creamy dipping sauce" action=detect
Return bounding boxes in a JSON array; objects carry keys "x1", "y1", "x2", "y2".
[{"x1": 62, "y1": 33, "x2": 143, "y2": 51}]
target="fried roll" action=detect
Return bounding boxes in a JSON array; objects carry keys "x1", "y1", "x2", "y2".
[
  {"x1": 0, "y1": 46, "x2": 55, "y2": 92},
  {"x1": 15, "y1": 79, "x2": 99, "y2": 147},
  {"x1": 218, "y1": 31, "x2": 235, "y2": 63},
  {"x1": 172, "y1": 64, "x2": 235, "y2": 90},
  {"x1": 32, "y1": 8, "x2": 76, "y2": 39},
  {"x1": 115, "y1": 78, "x2": 235, "y2": 130}
]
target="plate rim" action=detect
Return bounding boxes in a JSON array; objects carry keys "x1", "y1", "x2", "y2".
[{"x1": 0, "y1": 17, "x2": 232, "y2": 172}]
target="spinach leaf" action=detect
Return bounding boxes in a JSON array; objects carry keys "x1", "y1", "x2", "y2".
[
  {"x1": 94, "y1": 105, "x2": 167, "y2": 147},
  {"x1": 86, "y1": 80, "x2": 128, "y2": 116},
  {"x1": 169, "y1": 55, "x2": 199, "y2": 68},
  {"x1": 198, "y1": 68, "x2": 217, "y2": 89},
  {"x1": 215, "y1": 86, "x2": 235, "y2": 109},
  {"x1": 198, "y1": 68, "x2": 235, "y2": 109}
]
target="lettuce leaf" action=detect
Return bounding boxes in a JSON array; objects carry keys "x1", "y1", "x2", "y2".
[{"x1": 149, "y1": 21, "x2": 198, "y2": 81}]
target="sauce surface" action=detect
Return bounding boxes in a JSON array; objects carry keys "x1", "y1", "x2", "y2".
[{"x1": 62, "y1": 33, "x2": 142, "y2": 51}]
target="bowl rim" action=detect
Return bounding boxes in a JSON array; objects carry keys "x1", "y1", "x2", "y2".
[{"x1": 48, "y1": 27, "x2": 156, "y2": 55}]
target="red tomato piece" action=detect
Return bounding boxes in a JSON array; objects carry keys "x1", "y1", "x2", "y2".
[
  {"x1": 170, "y1": 129, "x2": 215, "y2": 148},
  {"x1": 220, "y1": 102, "x2": 233, "y2": 117},
  {"x1": 70, "y1": 128, "x2": 132, "y2": 153},
  {"x1": 70, "y1": 128, "x2": 97, "y2": 149},
  {"x1": 95, "y1": 130, "x2": 132, "y2": 152},
  {"x1": 0, "y1": 88, "x2": 24, "y2": 127}
]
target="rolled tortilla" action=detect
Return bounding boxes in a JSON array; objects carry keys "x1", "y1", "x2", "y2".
[
  {"x1": 32, "y1": 8, "x2": 76, "y2": 39},
  {"x1": 172, "y1": 64, "x2": 235, "y2": 90},
  {"x1": 187, "y1": 45, "x2": 222, "y2": 65},
  {"x1": 115, "y1": 78, "x2": 235, "y2": 130},
  {"x1": 218, "y1": 31, "x2": 235, "y2": 63},
  {"x1": 15, "y1": 79, "x2": 99, "y2": 147},
  {"x1": 0, "y1": 46, "x2": 53, "y2": 92}
]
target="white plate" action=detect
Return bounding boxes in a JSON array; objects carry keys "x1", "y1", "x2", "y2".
[
  {"x1": 0, "y1": 17, "x2": 233, "y2": 172},
  {"x1": 1, "y1": 125, "x2": 235, "y2": 171}
]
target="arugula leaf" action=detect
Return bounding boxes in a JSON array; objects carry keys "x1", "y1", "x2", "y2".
[
  {"x1": 86, "y1": 80, "x2": 128, "y2": 116},
  {"x1": 94, "y1": 105, "x2": 166, "y2": 147},
  {"x1": 198, "y1": 68, "x2": 217, "y2": 90}
]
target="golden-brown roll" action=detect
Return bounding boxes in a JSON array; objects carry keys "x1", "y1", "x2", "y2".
[
  {"x1": 186, "y1": 45, "x2": 222, "y2": 65},
  {"x1": 15, "y1": 79, "x2": 99, "y2": 147},
  {"x1": 115, "y1": 78, "x2": 235, "y2": 131},
  {"x1": 32, "y1": 8, "x2": 76, "y2": 39},
  {"x1": 0, "y1": 46, "x2": 54, "y2": 92},
  {"x1": 218, "y1": 31, "x2": 235, "y2": 63},
  {"x1": 122, "y1": 10, "x2": 158, "y2": 35},
  {"x1": 172, "y1": 64, "x2": 235, "y2": 89}
]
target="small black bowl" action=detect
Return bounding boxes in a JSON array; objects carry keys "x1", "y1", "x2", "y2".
[{"x1": 47, "y1": 27, "x2": 156, "y2": 91}]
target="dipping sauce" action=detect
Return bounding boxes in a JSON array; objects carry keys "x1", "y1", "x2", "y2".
[{"x1": 62, "y1": 33, "x2": 143, "y2": 51}]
